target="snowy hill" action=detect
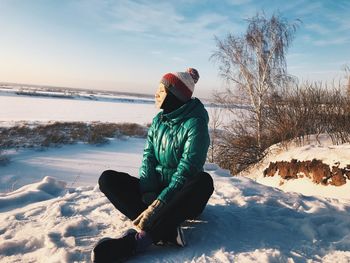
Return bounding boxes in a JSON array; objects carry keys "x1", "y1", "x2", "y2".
[
  {"x1": 240, "y1": 134, "x2": 350, "y2": 200},
  {"x1": 1, "y1": 138, "x2": 350, "y2": 263}
]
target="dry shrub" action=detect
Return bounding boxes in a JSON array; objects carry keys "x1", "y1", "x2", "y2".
[
  {"x1": 0, "y1": 122, "x2": 147, "y2": 148},
  {"x1": 41, "y1": 132, "x2": 70, "y2": 147},
  {"x1": 265, "y1": 82, "x2": 350, "y2": 146},
  {"x1": 88, "y1": 123, "x2": 117, "y2": 144},
  {"x1": 115, "y1": 123, "x2": 147, "y2": 138},
  {"x1": 210, "y1": 95, "x2": 269, "y2": 174},
  {"x1": 216, "y1": 121, "x2": 266, "y2": 174},
  {"x1": 88, "y1": 123, "x2": 147, "y2": 144},
  {"x1": 212, "y1": 81, "x2": 350, "y2": 175},
  {"x1": 36, "y1": 122, "x2": 87, "y2": 147}
]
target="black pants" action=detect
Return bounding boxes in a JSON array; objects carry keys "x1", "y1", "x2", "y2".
[{"x1": 98, "y1": 170, "x2": 214, "y2": 242}]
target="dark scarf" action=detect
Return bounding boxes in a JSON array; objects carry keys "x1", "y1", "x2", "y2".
[{"x1": 161, "y1": 91, "x2": 185, "y2": 114}]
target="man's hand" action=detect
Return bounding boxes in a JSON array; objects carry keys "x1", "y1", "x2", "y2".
[{"x1": 133, "y1": 199, "x2": 164, "y2": 231}]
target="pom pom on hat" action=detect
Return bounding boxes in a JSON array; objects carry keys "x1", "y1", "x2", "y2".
[
  {"x1": 187, "y1": 68, "x2": 200, "y2": 83},
  {"x1": 160, "y1": 68, "x2": 200, "y2": 102}
]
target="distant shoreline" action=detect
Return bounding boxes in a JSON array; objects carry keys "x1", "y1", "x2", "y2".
[
  {"x1": 0, "y1": 83, "x2": 237, "y2": 109},
  {"x1": 0, "y1": 81, "x2": 154, "y2": 99}
]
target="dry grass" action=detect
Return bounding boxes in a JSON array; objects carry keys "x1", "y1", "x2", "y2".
[{"x1": 0, "y1": 121, "x2": 147, "y2": 149}]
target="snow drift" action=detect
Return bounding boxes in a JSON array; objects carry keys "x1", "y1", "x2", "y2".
[
  {"x1": 1, "y1": 164, "x2": 350, "y2": 262},
  {"x1": 0, "y1": 176, "x2": 66, "y2": 212},
  {"x1": 241, "y1": 134, "x2": 350, "y2": 200}
]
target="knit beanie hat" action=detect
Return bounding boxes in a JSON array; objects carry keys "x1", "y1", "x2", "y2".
[{"x1": 160, "y1": 68, "x2": 200, "y2": 102}]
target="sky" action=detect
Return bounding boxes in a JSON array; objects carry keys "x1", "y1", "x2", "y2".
[{"x1": 0, "y1": 0, "x2": 349, "y2": 98}]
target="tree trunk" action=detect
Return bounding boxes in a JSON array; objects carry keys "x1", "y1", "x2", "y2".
[{"x1": 256, "y1": 93, "x2": 263, "y2": 150}]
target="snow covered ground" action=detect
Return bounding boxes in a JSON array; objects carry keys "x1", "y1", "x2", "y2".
[
  {"x1": 240, "y1": 134, "x2": 350, "y2": 200},
  {"x1": 1, "y1": 138, "x2": 350, "y2": 262},
  {"x1": 0, "y1": 92, "x2": 235, "y2": 128},
  {"x1": 0, "y1": 94, "x2": 157, "y2": 126},
  {"x1": 1, "y1": 94, "x2": 350, "y2": 262}
]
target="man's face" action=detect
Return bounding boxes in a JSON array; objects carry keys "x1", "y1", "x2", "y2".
[{"x1": 155, "y1": 83, "x2": 167, "y2": 109}]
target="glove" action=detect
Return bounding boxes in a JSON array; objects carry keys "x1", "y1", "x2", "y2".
[
  {"x1": 141, "y1": 192, "x2": 158, "y2": 205},
  {"x1": 133, "y1": 199, "x2": 164, "y2": 231}
]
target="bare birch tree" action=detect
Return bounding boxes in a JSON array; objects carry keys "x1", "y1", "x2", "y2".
[
  {"x1": 207, "y1": 105, "x2": 223, "y2": 163},
  {"x1": 211, "y1": 13, "x2": 300, "y2": 149},
  {"x1": 344, "y1": 65, "x2": 350, "y2": 97}
]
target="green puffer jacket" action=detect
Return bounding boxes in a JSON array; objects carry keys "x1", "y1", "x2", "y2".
[{"x1": 139, "y1": 98, "x2": 210, "y2": 204}]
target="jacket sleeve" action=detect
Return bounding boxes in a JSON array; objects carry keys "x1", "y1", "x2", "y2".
[
  {"x1": 139, "y1": 121, "x2": 160, "y2": 193},
  {"x1": 157, "y1": 118, "x2": 210, "y2": 203}
]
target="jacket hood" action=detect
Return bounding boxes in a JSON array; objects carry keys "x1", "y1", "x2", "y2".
[{"x1": 159, "y1": 98, "x2": 209, "y2": 125}]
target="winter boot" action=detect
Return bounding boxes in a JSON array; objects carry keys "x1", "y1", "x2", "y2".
[
  {"x1": 156, "y1": 226, "x2": 186, "y2": 247},
  {"x1": 91, "y1": 229, "x2": 137, "y2": 263}
]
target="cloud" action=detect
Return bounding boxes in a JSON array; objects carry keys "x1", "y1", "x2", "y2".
[
  {"x1": 171, "y1": 56, "x2": 186, "y2": 62},
  {"x1": 253, "y1": 0, "x2": 323, "y2": 17},
  {"x1": 150, "y1": 50, "x2": 162, "y2": 55},
  {"x1": 76, "y1": 0, "x2": 240, "y2": 45},
  {"x1": 313, "y1": 36, "x2": 350, "y2": 46},
  {"x1": 293, "y1": 1, "x2": 323, "y2": 16},
  {"x1": 287, "y1": 52, "x2": 306, "y2": 59},
  {"x1": 106, "y1": 1, "x2": 183, "y2": 33},
  {"x1": 305, "y1": 23, "x2": 330, "y2": 35},
  {"x1": 297, "y1": 1, "x2": 350, "y2": 35},
  {"x1": 325, "y1": 12, "x2": 350, "y2": 32},
  {"x1": 226, "y1": 0, "x2": 252, "y2": 6}
]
